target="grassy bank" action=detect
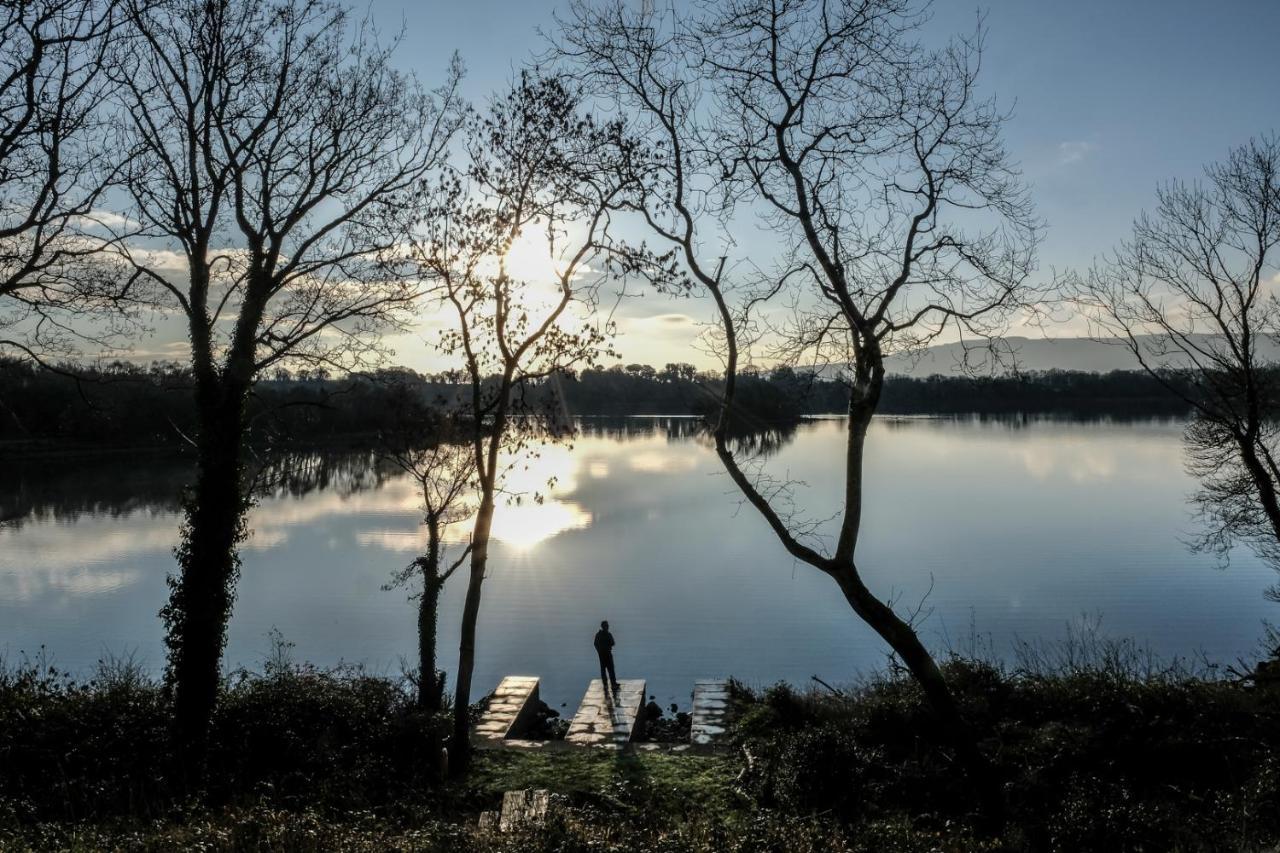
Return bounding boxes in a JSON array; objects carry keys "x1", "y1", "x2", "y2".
[{"x1": 3, "y1": 638, "x2": 1279, "y2": 851}]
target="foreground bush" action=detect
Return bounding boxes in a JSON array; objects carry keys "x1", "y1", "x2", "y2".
[
  {"x1": 4, "y1": 635, "x2": 1280, "y2": 851},
  {"x1": 730, "y1": 647, "x2": 1280, "y2": 851},
  {"x1": 0, "y1": 656, "x2": 447, "y2": 824}
]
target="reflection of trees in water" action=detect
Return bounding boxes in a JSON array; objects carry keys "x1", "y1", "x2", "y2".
[
  {"x1": 875, "y1": 413, "x2": 1186, "y2": 433},
  {"x1": 720, "y1": 421, "x2": 800, "y2": 459},
  {"x1": 0, "y1": 453, "x2": 191, "y2": 528},
  {"x1": 250, "y1": 449, "x2": 384, "y2": 501},
  {"x1": 0, "y1": 447, "x2": 388, "y2": 529},
  {"x1": 0, "y1": 421, "x2": 817, "y2": 529},
  {"x1": 576, "y1": 415, "x2": 707, "y2": 442},
  {"x1": 575, "y1": 415, "x2": 800, "y2": 458},
  {"x1": 3, "y1": 415, "x2": 1188, "y2": 529}
]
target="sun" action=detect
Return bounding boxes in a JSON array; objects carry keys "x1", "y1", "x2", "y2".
[{"x1": 501, "y1": 226, "x2": 564, "y2": 284}]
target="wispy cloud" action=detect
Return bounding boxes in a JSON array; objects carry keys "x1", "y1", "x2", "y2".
[{"x1": 1057, "y1": 140, "x2": 1097, "y2": 166}]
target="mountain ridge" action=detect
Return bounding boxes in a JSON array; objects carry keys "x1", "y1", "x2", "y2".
[{"x1": 877, "y1": 335, "x2": 1280, "y2": 377}]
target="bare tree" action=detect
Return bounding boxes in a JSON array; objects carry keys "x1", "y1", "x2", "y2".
[
  {"x1": 413, "y1": 72, "x2": 672, "y2": 769},
  {"x1": 559, "y1": 0, "x2": 1039, "y2": 820},
  {"x1": 0, "y1": 0, "x2": 129, "y2": 360},
  {"x1": 381, "y1": 426, "x2": 476, "y2": 712},
  {"x1": 1076, "y1": 136, "x2": 1280, "y2": 599},
  {"x1": 110, "y1": 0, "x2": 464, "y2": 763}
]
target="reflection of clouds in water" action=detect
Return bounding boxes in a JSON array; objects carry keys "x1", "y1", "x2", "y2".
[
  {"x1": 0, "y1": 519, "x2": 177, "y2": 569},
  {"x1": 358, "y1": 496, "x2": 593, "y2": 554},
  {"x1": 874, "y1": 420, "x2": 1185, "y2": 486},
  {"x1": 1009, "y1": 437, "x2": 1180, "y2": 483},
  {"x1": 295, "y1": 442, "x2": 595, "y2": 553},
  {"x1": 0, "y1": 517, "x2": 175, "y2": 601},
  {"x1": 355, "y1": 529, "x2": 421, "y2": 553},
  {"x1": 242, "y1": 527, "x2": 289, "y2": 550},
  {"x1": 355, "y1": 436, "x2": 721, "y2": 553},
  {"x1": 2, "y1": 566, "x2": 143, "y2": 602},
  {"x1": 476, "y1": 443, "x2": 592, "y2": 550},
  {"x1": 1012, "y1": 441, "x2": 1117, "y2": 482},
  {"x1": 445, "y1": 500, "x2": 592, "y2": 551},
  {"x1": 250, "y1": 479, "x2": 420, "y2": 530},
  {"x1": 627, "y1": 449, "x2": 700, "y2": 473},
  {"x1": 0, "y1": 426, "x2": 705, "y2": 604}
]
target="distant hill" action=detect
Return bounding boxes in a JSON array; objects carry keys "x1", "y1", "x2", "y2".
[{"x1": 881, "y1": 335, "x2": 1280, "y2": 377}]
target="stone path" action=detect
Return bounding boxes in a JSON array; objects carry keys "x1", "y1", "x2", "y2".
[
  {"x1": 564, "y1": 678, "x2": 645, "y2": 747},
  {"x1": 691, "y1": 679, "x2": 730, "y2": 746},
  {"x1": 473, "y1": 675, "x2": 540, "y2": 743}
]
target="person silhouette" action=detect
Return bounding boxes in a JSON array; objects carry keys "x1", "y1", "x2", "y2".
[{"x1": 593, "y1": 620, "x2": 619, "y2": 698}]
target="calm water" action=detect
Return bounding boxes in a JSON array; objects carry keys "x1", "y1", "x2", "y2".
[{"x1": 2, "y1": 417, "x2": 1275, "y2": 709}]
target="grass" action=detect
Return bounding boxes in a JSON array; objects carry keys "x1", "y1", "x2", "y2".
[{"x1": 468, "y1": 748, "x2": 740, "y2": 814}]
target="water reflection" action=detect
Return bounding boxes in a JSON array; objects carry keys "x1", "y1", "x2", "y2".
[{"x1": 1, "y1": 415, "x2": 1275, "y2": 711}]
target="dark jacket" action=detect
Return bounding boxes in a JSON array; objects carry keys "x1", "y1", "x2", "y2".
[{"x1": 593, "y1": 629, "x2": 615, "y2": 658}]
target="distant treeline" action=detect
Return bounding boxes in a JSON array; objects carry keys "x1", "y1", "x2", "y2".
[
  {"x1": 0, "y1": 359, "x2": 1195, "y2": 451},
  {"x1": 551, "y1": 363, "x2": 1196, "y2": 418},
  {"x1": 0, "y1": 360, "x2": 444, "y2": 451}
]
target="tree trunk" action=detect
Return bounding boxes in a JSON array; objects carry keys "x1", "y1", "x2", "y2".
[
  {"x1": 163, "y1": 389, "x2": 250, "y2": 776},
  {"x1": 1237, "y1": 432, "x2": 1280, "y2": 544},
  {"x1": 450, "y1": 497, "x2": 494, "y2": 773},
  {"x1": 830, "y1": 396, "x2": 1004, "y2": 827},
  {"x1": 829, "y1": 566, "x2": 1003, "y2": 826},
  {"x1": 419, "y1": 534, "x2": 443, "y2": 711}
]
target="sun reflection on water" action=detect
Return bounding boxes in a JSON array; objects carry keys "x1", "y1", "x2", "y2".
[{"x1": 444, "y1": 442, "x2": 592, "y2": 551}]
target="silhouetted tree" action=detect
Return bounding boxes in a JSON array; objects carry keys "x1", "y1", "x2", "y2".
[
  {"x1": 0, "y1": 0, "x2": 130, "y2": 360},
  {"x1": 662, "y1": 362, "x2": 696, "y2": 382},
  {"x1": 1077, "y1": 135, "x2": 1280, "y2": 600},
  {"x1": 412, "y1": 73, "x2": 675, "y2": 769},
  {"x1": 110, "y1": 0, "x2": 463, "y2": 768},
  {"x1": 381, "y1": 431, "x2": 475, "y2": 711},
  {"x1": 561, "y1": 0, "x2": 1039, "y2": 823}
]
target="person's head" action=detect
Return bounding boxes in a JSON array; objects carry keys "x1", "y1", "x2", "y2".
[
  {"x1": 649, "y1": 695, "x2": 655, "y2": 701},
  {"x1": 600, "y1": 620, "x2": 609, "y2": 630}
]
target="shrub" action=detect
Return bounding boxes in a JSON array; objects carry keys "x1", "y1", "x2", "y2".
[{"x1": 0, "y1": 655, "x2": 447, "y2": 824}]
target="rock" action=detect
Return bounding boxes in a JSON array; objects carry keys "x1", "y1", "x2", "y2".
[{"x1": 497, "y1": 788, "x2": 552, "y2": 833}]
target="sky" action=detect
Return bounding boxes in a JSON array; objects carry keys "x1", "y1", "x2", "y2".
[
  {"x1": 356, "y1": 0, "x2": 1280, "y2": 371},
  {"x1": 97, "y1": 0, "x2": 1280, "y2": 372}
]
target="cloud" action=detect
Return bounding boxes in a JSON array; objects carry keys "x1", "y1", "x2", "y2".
[
  {"x1": 76, "y1": 209, "x2": 140, "y2": 231},
  {"x1": 1057, "y1": 141, "x2": 1097, "y2": 166}
]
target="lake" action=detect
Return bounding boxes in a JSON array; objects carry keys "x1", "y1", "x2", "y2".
[{"x1": 2, "y1": 416, "x2": 1275, "y2": 711}]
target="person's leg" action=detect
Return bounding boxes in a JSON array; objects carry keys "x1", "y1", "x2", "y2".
[{"x1": 605, "y1": 657, "x2": 618, "y2": 693}]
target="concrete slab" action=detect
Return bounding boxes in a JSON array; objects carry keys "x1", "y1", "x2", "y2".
[
  {"x1": 691, "y1": 679, "x2": 730, "y2": 746},
  {"x1": 565, "y1": 678, "x2": 645, "y2": 747},
  {"x1": 473, "y1": 676, "x2": 541, "y2": 743}
]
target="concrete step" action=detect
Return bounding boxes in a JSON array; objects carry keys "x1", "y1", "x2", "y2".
[
  {"x1": 473, "y1": 675, "x2": 541, "y2": 743},
  {"x1": 691, "y1": 679, "x2": 730, "y2": 745},
  {"x1": 565, "y1": 678, "x2": 645, "y2": 747}
]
